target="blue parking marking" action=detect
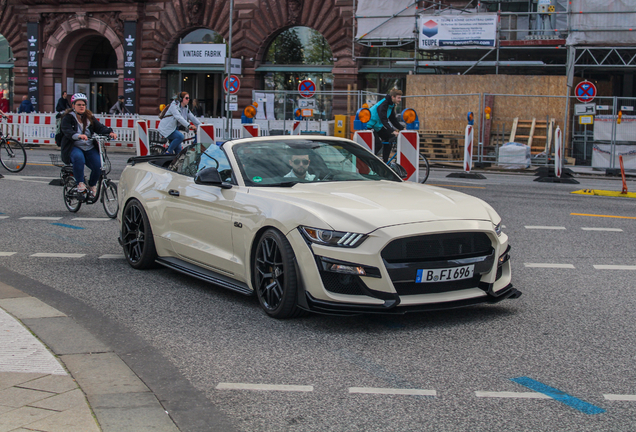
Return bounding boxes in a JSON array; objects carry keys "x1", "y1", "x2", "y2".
[
  {"x1": 511, "y1": 377, "x2": 605, "y2": 415},
  {"x1": 50, "y1": 223, "x2": 84, "y2": 230}
]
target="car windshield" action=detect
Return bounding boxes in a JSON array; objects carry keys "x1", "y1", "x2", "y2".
[{"x1": 232, "y1": 139, "x2": 402, "y2": 186}]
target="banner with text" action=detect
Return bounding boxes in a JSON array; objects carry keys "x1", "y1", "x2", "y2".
[
  {"x1": 123, "y1": 21, "x2": 137, "y2": 113},
  {"x1": 419, "y1": 14, "x2": 497, "y2": 50},
  {"x1": 27, "y1": 23, "x2": 39, "y2": 112}
]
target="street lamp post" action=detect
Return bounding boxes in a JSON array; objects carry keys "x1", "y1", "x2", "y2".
[{"x1": 225, "y1": 0, "x2": 234, "y2": 140}]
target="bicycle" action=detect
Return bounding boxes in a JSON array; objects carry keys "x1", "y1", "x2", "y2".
[
  {"x1": 0, "y1": 116, "x2": 27, "y2": 173},
  {"x1": 60, "y1": 135, "x2": 119, "y2": 218},
  {"x1": 149, "y1": 130, "x2": 196, "y2": 155},
  {"x1": 385, "y1": 141, "x2": 430, "y2": 183}
]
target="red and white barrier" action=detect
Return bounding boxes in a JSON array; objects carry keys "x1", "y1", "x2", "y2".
[
  {"x1": 352, "y1": 130, "x2": 374, "y2": 153},
  {"x1": 291, "y1": 120, "x2": 301, "y2": 135},
  {"x1": 463, "y1": 124, "x2": 474, "y2": 173},
  {"x1": 242, "y1": 124, "x2": 260, "y2": 138},
  {"x1": 554, "y1": 125, "x2": 562, "y2": 178},
  {"x1": 136, "y1": 120, "x2": 149, "y2": 156},
  {"x1": 197, "y1": 124, "x2": 216, "y2": 145},
  {"x1": 397, "y1": 131, "x2": 420, "y2": 182}
]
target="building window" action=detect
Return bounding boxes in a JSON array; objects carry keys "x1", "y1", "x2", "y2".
[{"x1": 0, "y1": 34, "x2": 13, "y2": 111}]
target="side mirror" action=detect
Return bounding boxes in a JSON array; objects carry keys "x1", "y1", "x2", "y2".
[
  {"x1": 194, "y1": 167, "x2": 232, "y2": 189},
  {"x1": 389, "y1": 162, "x2": 409, "y2": 180}
]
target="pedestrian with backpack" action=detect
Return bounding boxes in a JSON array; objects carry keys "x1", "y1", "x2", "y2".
[{"x1": 157, "y1": 92, "x2": 201, "y2": 154}]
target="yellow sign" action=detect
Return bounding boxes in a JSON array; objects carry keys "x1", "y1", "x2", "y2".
[{"x1": 579, "y1": 115, "x2": 594, "y2": 125}]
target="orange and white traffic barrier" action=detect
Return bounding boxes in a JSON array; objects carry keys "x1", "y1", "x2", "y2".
[
  {"x1": 554, "y1": 126, "x2": 562, "y2": 178},
  {"x1": 463, "y1": 124, "x2": 474, "y2": 173},
  {"x1": 197, "y1": 124, "x2": 216, "y2": 145},
  {"x1": 291, "y1": 120, "x2": 301, "y2": 135},
  {"x1": 397, "y1": 130, "x2": 420, "y2": 182},
  {"x1": 136, "y1": 120, "x2": 149, "y2": 156},
  {"x1": 242, "y1": 124, "x2": 260, "y2": 138},
  {"x1": 352, "y1": 130, "x2": 374, "y2": 153}
]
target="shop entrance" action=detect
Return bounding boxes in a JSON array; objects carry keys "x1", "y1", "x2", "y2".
[
  {"x1": 90, "y1": 82, "x2": 118, "y2": 114},
  {"x1": 168, "y1": 71, "x2": 224, "y2": 118}
]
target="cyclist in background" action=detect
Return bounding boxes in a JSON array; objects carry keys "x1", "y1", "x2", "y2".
[
  {"x1": 366, "y1": 88, "x2": 404, "y2": 162},
  {"x1": 60, "y1": 93, "x2": 117, "y2": 197},
  {"x1": 157, "y1": 91, "x2": 201, "y2": 154}
]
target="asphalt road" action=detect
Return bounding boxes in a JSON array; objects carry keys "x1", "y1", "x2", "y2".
[{"x1": 1, "y1": 147, "x2": 636, "y2": 431}]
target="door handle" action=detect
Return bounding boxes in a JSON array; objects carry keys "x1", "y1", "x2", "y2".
[{"x1": 168, "y1": 189, "x2": 180, "y2": 197}]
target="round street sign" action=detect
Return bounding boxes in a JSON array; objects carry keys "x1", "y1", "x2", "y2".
[
  {"x1": 575, "y1": 80, "x2": 597, "y2": 103},
  {"x1": 298, "y1": 79, "x2": 316, "y2": 98},
  {"x1": 224, "y1": 75, "x2": 241, "y2": 94}
]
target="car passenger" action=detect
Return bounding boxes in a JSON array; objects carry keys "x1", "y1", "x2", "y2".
[{"x1": 284, "y1": 149, "x2": 315, "y2": 181}]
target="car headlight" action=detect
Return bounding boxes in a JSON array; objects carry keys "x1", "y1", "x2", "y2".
[
  {"x1": 494, "y1": 221, "x2": 502, "y2": 236},
  {"x1": 300, "y1": 226, "x2": 367, "y2": 248}
]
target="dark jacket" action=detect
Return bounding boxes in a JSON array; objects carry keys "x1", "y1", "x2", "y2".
[
  {"x1": 366, "y1": 93, "x2": 404, "y2": 133},
  {"x1": 56, "y1": 97, "x2": 71, "y2": 113},
  {"x1": 18, "y1": 99, "x2": 34, "y2": 113},
  {"x1": 60, "y1": 111, "x2": 112, "y2": 164}
]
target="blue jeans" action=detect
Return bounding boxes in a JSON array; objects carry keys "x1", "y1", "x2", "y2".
[
  {"x1": 70, "y1": 146, "x2": 101, "y2": 187},
  {"x1": 166, "y1": 129, "x2": 197, "y2": 154}
]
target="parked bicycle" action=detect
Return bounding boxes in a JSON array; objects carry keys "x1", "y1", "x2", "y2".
[
  {"x1": 0, "y1": 115, "x2": 27, "y2": 173},
  {"x1": 58, "y1": 135, "x2": 118, "y2": 218}
]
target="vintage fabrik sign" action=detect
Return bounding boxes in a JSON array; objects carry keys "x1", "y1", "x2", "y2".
[
  {"x1": 178, "y1": 44, "x2": 226, "y2": 64},
  {"x1": 123, "y1": 22, "x2": 137, "y2": 113},
  {"x1": 27, "y1": 23, "x2": 39, "y2": 111},
  {"x1": 419, "y1": 14, "x2": 497, "y2": 49}
]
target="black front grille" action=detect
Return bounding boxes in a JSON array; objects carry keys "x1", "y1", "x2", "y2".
[
  {"x1": 319, "y1": 271, "x2": 367, "y2": 296},
  {"x1": 393, "y1": 276, "x2": 481, "y2": 296},
  {"x1": 382, "y1": 232, "x2": 492, "y2": 263}
]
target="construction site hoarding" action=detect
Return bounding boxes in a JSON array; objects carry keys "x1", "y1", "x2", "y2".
[
  {"x1": 354, "y1": 0, "x2": 417, "y2": 41},
  {"x1": 566, "y1": 0, "x2": 636, "y2": 46}
]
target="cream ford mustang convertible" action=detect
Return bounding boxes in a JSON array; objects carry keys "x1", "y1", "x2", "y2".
[{"x1": 118, "y1": 136, "x2": 519, "y2": 318}]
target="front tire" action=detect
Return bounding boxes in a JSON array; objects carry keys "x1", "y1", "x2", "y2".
[
  {"x1": 121, "y1": 199, "x2": 157, "y2": 269},
  {"x1": 253, "y1": 229, "x2": 302, "y2": 319},
  {"x1": 101, "y1": 180, "x2": 119, "y2": 219},
  {"x1": 0, "y1": 139, "x2": 27, "y2": 173}
]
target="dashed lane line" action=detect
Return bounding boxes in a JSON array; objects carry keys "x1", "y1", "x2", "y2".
[
  {"x1": 604, "y1": 394, "x2": 636, "y2": 401},
  {"x1": 581, "y1": 227, "x2": 623, "y2": 232},
  {"x1": 72, "y1": 217, "x2": 114, "y2": 221},
  {"x1": 524, "y1": 226, "x2": 566, "y2": 230},
  {"x1": 0, "y1": 252, "x2": 16, "y2": 256},
  {"x1": 349, "y1": 387, "x2": 436, "y2": 396},
  {"x1": 19, "y1": 216, "x2": 63, "y2": 220},
  {"x1": 0, "y1": 216, "x2": 8, "y2": 219},
  {"x1": 524, "y1": 263, "x2": 576, "y2": 269},
  {"x1": 593, "y1": 265, "x2": 636, "y2": 270},
  {"x1": 30, "y1": 253, "x2": 86, "y2": 258},
  {"x1": 99, "y1": 254, "x2": 125, "y2": 259},
  {"x1": 475, "y1": 391, "x2": 550, "y2": 399},
  {"x1": 572, "y1": 213, "x2": 636, "y2": 220},
  {"x1": 216, "y1": 383, "x2": 313, "y2": 392}
]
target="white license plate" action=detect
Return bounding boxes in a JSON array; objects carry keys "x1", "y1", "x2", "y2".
[{"x1": 416, "y1": 265, "x2": 475, "y2": 283}]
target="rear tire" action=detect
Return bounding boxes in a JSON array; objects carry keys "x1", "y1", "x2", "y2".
[
  {"x1": 121, "y1": 199, "x2": 157, "y2": 269},
  {"x1": 0, "y1": 139, "x2": 27, "y2": 173},
  {"x1": 63, "y1": 176, "x2": 81, "y2": 213},
  {"x1": 101, "y1": 180, "x2": 119, "y2": 218},
  {"x1": 253, "y1": 229, "x2": 304, "y2": 319}
]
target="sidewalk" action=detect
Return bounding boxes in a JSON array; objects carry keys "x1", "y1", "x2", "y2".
[{"x1": 0, "y1": 281, "x2": 179, "y2": 432}]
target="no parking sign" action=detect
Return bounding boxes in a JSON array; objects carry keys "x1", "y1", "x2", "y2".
[
  {"x1": 575, "y1": 81, "x2": 596, "y2": 103},
  {"x1": 298, "y1": 80, "x2": 316, "y2": 98}
]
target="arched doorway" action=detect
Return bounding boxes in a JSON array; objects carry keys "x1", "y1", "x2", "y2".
[
  {"x1": 71, "y1": 36, "x2": 118, "y2": 114},
  {"x1": 260, "y1": 27, "x2": 334, "y2": 120},
  {"x1": 0, "y1": 34, "x2": 14, "y2": 112}
]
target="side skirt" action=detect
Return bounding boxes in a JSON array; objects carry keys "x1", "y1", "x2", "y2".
[{"x1": 156, "y1": 257, "x2": 253, "y2": 296}]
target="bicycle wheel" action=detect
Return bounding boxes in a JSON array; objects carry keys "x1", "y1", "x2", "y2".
[
  {"x1": 101, "y1": 179, "x2": 119, "y2": 219},
  {"x1": 0, "y1": 139, "x2": 27, "y2": 173},
  {"x1": 150, "y1": 144, "x2": 166, "y2": 155},
  {"x1": 63, "y1": 176, "x2": 82, "y2": 212},
  {"x1": 419, "y1": 154, "x2": 430, "y2": 184}
]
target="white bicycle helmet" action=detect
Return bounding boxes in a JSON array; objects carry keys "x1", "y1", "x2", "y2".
[{"x1": 71, "y1": 93, "x2": 88, "y2": 104}]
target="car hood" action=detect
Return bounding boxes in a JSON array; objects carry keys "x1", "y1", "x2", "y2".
[{"x1": 248, "y1": 181, "x2": 497, "y2": 233}]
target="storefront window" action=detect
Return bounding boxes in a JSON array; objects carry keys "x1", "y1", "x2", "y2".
[
  {"x1": 0, "y1": 34, "x2": 14, "y2": 112},
  {"x1": 261, "y1": 27, "x2": 334, "y2": 120}
]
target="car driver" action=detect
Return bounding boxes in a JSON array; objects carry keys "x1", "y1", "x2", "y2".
[{"x1": 285, "y1": 150, "x2": 316, "y2": 181}]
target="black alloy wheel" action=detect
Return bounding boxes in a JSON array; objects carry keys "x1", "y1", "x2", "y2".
[
  {"x1": 253, "y1": 229, "x2": 303, "y2": 319},
  {"x1": 121, "y1": 199, "x2": 157, "y2": 269}
]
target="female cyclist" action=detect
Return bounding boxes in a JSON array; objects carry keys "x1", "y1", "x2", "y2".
[{"x1": 60, "y1": 93, "x2": 117, "y2": 197}]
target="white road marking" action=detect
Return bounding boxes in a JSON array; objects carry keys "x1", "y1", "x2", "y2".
[
  {"x1": 524, "y1": 226, "x2": 566, "y2": 230},
  {"x1": 475, "y1": 391, "x2": 550, "y2": 399},
  {"x1": 99, "y1": 254, "x2": 125, "y2": 259},
  {"x1": 19, "y1": 216, "x2": 63, "y2": 220},
  {"x1": 581, "y1": 227, "x2": 623, "y2": 232},
  {"x1": 349, "y1": 387, "x2": 436, "y2": 396},
  {"x1": 216, "y1": 383, "x2": 313, "y2": 392},
  {"x1": 593, "y1": 265, "x2": 636, "y2": 270},
  {"x1": 1, "y1": 176, "x2": 56, "y2": 184},
  {"x1": 0, "y1": 252, "x2": 17, "y2": 256},
  {"x1": 72, "y1": 217, "x2": 113, "y2": 221},
  {"x1": 524, "y1": 263, "x2": 575, "y2": 269},
  {"x1": 0, "y1": 216, "x2": 9, "y2": 219},
  {"x1": 30, "y1": 253, "x2": 86, "y2": 258},
  {"x1": 604, "y1": 394, "x2": 636, "y2": 401}
]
